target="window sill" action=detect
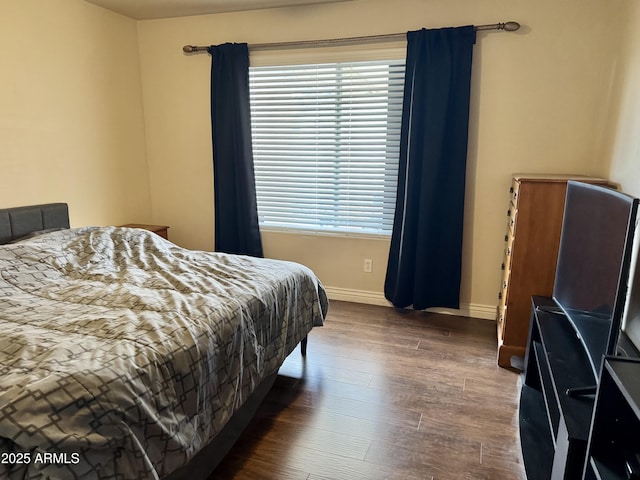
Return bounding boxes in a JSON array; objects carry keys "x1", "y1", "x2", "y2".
[{"x1": 260, "y1": 227, "x2": 391, "y2": 241}]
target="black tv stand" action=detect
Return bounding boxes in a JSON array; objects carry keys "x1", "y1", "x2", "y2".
[
  {"x1": 584, "y1": 357, "x2": 640, "y2": 480},
  {"x1": 565, "y1": 385, "x2": 597, "y2": 398},
  {"x1": 520, "y1": 296, "x2": 598, "y2": 479},
  {"x1": 535, "y1": 305, "x2": 564, "y2": 315}
]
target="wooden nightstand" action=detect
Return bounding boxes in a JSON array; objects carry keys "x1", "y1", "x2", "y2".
[{"x1": 120, "y1": 223, "x2": 169, "y2": 240}]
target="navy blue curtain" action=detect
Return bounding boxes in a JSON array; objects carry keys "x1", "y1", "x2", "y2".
[
  {"x1": 384, "y1": 26, "x2": 476, "y2": 310},
  {"x1": 207, "y1": 43, "x2": 263, "y2": 257}
]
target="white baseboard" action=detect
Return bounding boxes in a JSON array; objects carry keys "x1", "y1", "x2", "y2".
[{"x1": 323, "y1": 286, "x2": 496, "y2": 321}]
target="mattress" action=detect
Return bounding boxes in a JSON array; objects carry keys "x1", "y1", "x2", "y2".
[{"x1": 0, "y1": 226, "x2": 327, "y2": 479}]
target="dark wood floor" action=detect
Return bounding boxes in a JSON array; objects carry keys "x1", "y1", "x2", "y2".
[{"x1": 210, "y1": 300, "x2": 526, "y2": 480}]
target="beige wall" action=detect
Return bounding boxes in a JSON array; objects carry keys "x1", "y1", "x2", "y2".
[
  {"x1": 137, "y1": 0, "x2": 625, "y2": 316},
  {"x1": 0, "y1": 0, "x2": 151, "y2": 227},
  {"x1": 608, "y1": 0, "x2": 640, "y2": 196},
  {"x1": 606, "y1": 0, "x2": 640, "y2": 336},
  {"x1": 3, "y1": 0, "x2": 634, "y2": 317}
]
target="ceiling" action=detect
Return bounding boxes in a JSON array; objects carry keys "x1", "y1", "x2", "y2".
[{"x1": 84, "y1": 0, "x2": 355, "y2": 20}]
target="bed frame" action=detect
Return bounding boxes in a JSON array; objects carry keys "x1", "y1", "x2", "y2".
[
  {"x1": 0, "y1": 203, "x2": 308, "y2": 479},
  {"x1": 0, "y1": 203, "x2": 70, "y2": 245}
]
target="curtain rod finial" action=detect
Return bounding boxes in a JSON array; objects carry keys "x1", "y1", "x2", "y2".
[
  {"x1": 183, "y1": 45, "x2": 209, "y2": 54},
  {"x1": 503, "y1": 21, "x2": 520, "y2": 31}
]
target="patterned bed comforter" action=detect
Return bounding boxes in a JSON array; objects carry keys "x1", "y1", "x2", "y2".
[{"x1": 0, "y1": 227, "x2": 327, "y2": 479}]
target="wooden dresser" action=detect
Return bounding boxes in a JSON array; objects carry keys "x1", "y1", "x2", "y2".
[{"x1": 497, "y1": 174, "x2": 613, "y2": 369}]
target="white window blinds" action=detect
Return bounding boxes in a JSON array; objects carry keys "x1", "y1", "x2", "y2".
[{"x1": 249, "y1": 59, "x2": 405, "y2": 236}]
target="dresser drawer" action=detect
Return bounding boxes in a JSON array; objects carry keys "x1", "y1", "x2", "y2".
[
  {"x1": 502, "y1": 233, "x2": 514, "y2": 274},
  {"x1": 510, "y1": 178, "x2": 521, "y2": 204},
  {"x1": 497, "y1": 305, "x2": 507, "y2": 341},
  {"x1": 508, "y1": 205, "x2": 517, "y2": 234},
  {"x1": 500, "y1": 267, "x2": 510, "y2": 304}
]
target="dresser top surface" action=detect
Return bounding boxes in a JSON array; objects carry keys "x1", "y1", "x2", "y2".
[{"x1": 512, "y1": 173, "x2": 611, "y2": 184}]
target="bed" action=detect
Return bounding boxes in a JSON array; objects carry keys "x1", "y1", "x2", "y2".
[{"x1": 0, "y1": 203, "x2": 327, "y2": 479}]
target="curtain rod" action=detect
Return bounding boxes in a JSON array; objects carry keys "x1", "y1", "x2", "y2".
[{"x1": 182, "y1": 21, "x2": 520, "y2": 54}]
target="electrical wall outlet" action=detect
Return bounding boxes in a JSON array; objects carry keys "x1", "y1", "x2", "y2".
[{"x1": 364, "y1": 258, "x2": 373, "y2": 273}]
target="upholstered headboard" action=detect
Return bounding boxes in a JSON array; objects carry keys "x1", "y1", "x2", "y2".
[{"x1": 0, "y1": 203, "x2": 70, "y2": 245}]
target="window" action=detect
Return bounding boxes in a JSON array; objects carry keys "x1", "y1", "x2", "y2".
[{"x1": 249, "y1": 59, "x2": 405, "y2": 236}]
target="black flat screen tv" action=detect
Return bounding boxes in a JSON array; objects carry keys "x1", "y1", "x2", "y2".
[{"x1": 553, "y1": 181, "x2": 639, "y2": 380}]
